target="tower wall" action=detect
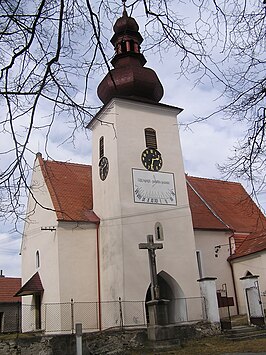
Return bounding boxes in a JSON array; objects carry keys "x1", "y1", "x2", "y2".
[{"x1": 90, "y1": 98, "x2": 200, "y2": 303}]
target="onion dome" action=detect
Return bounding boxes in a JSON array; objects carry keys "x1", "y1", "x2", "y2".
[
  {"x1": 97, "y1": 8, "x2": 164, "y2": 104},
  {"x1": 113, "y1": 8, "x2": 139, "y2": 34}
]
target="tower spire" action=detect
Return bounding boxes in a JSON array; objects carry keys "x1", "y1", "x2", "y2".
[{"x1": 97, "y1": 7, "x2": 164, "y2": 104}]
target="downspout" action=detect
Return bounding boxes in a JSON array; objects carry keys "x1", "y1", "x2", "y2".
[
  {"x1": 228, "y1": 235, "x2": 240, "y2": 315},
  {"x1": 96, "y1": 223, "x2": 102, "y2": 331}
]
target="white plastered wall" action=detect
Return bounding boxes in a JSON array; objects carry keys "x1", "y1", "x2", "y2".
[
  {"x1": 20, "y1": 158, "x2": 60, "y2": 331},
  {"x1": 194, "y1": 229, "x2": 237, "y2": 315},
  {"x1": 231, "y1": 253, "x2": 266, "y2": 314},
  {"x1": 57, "y1": 222, "x2": 98, "y2": 303},
  {"x1": 21, "y1": 158, "x2": 99, "y2": 332}
]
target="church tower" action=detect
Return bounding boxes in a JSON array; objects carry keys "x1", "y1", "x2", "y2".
[{"x1": 88, "y1": 6, "x2": 201, "y2": 322}]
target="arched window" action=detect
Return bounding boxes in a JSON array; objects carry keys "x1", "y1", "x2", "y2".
[
  {"x1": 196, "y1": 250, "x2": 203, "y2": 278},
  {"x1": 129, "y1": 39, "x2": 135, "y2": 52},
  {"x1": 121, "y1": 41, "x2": 127, "y2": 53},
  {"x1": 245, "y1": 270, "x2": 253, "y2": 277},
  {"x1": 99, "y1": 136, "x2": 104, "y2": 159},
  {"x1": 144, "y1": 128, "x2": 157, "y2": 149},
  {"x1": 36, "y1": 250, "x2": 40, "y2": 269},
  {"x1": 155, "y1": 222, "x2": 164, "y2": 241}
]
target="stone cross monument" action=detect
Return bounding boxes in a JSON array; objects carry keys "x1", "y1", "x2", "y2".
[
  {"x1": 139, "y1": 234, "x2": 163, "y2": 300},
  {"x1": 139, "y1": 235, "x2": 169, "y2": 339}
]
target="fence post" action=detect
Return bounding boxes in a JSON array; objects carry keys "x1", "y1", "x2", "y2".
[
  {"x1": 44, "y1": 303, "x2": 47, "y2": 332},
  {"x1": 197, "y1": 277, "x2": 220, "y2": 323},
  {"x1": 76, "y1": 323, "x2": 82, "y2": 355},
  {"x1": 119, "y1": 297, "x2": 124, "y2": 330},
  {"x1": 16, "y1": 301, "x2": 20, "y2": 335},
  {"x1": 71, "y1": 299, "x2": 74, "y2": 334}
]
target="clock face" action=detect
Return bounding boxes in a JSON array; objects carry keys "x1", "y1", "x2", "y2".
[
  {"x1": 132, "y1": 169, "x2": 177, "y2": 205},
  {"x1": 99, "y1": 156, "x2": 109, "y2": 181},
  {"x1": 141, "y1": 148, "x2": 163, "y2": 171}
]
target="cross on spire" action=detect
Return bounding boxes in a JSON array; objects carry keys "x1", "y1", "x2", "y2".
[{"x1": 122, "y1": 0, "x2": 126, "y2": 12}]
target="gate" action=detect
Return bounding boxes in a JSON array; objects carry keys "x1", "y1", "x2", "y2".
[
  {"x1": 246, "y1": 281, "x2": 265, "y2": 326},
  {"x1": 217, "y1": 284, "x2": 234, "y2": 330}
]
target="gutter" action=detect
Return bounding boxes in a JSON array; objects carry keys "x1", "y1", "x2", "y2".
[
  {"x1": 228, "y1": 233, "x2": 240, "y2": 315},
  {"x1": 96, "y1": 223, "x2": 102, "y2": 331}
]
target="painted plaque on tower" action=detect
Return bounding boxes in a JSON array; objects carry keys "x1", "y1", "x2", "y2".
[{"x1": 132, "y1": 169, "x2": 177, "y2": 205}]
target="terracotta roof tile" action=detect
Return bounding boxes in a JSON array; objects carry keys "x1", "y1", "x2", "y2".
[
  {"x1": 0, "y1": 277, "x2": 21, "y2": 302},
  {"x1": 38, "y1": 155, "x2": 99, "y2": 223},
  {"x1": 230, "y1": 232, "x2": 266, "y2": 260},
  {"x1": 186, "y1": 178, "x2": 228, "y2": 230},
  {"x1": 15, "y1": 272, "x2": 43, "y2": 296},
  {"x1": 186, "y1": 175, "x2": 266, "y2": 233}
]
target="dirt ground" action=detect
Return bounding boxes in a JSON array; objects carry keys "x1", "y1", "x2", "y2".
[{"x1": 130, "y1": 335, "x2": 266, "y2": 355}]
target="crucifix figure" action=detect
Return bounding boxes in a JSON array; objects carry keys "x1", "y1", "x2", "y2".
[{"x1": 139, "y1": 235, "x2": 163, "y2": 300}]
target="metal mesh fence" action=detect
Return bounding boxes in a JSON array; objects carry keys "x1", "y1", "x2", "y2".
[
  {"x1": 261, "y1": 294, "x2": 266, "y2": 314},
  {"x1": 18, "y1": 297, "x2": 205, "y2": 334},
  {"x1": 73, "y1": 301, "x2": 99, "y2": 332},
  {"x1": 44, "y1": 302, "x2": 72, "y2": 333},
  {"x1": 0, "y1": 302, "x2": 21, "y2": 333}
]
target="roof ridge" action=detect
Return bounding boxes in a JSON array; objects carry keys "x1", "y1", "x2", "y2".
[
  {"x1": 186, "y1": 174, "x2": 241, "y2": 186},
  {"x1": 38, "y1": 155, "x2": 65, "y2": 220},
  {"x1": 186, "y1": 177, "x2": 231, "y2": 230},
  {"x1": 42, "y1": 159, "x2": 91, "y2": 168}
]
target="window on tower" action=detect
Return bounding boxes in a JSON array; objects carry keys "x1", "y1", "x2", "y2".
[
  {"x1": 145, "y1": 128, "x2": 157, "y2": 149},
  {"x1": 121, "y1": 40, "x2": 127, "y2": 53},
  {"x1": 36, "y1": 250, "x2": 40, "y2": 269},
  {"x1": 155, "y1": 222, "x2": 164, "y2": 241},
  {"x1": 99, "y1": 136, "x2": 104, "y2": 159}
]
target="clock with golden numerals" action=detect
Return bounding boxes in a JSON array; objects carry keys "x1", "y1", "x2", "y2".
[
  {"x1": 99, "y1": 156, "x2": 109, "y2": 181},
  {"x1": 141, "y1": 148, "x2": 163, "y2": 171}
]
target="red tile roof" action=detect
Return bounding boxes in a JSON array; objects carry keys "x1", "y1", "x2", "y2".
[
  {"x1": 15, "y1": 272, "x2": 43, "y2": 297},
  {"x1": 38, "y1": 154, "x2": 99, "y2": 223},
  {"x1": 186, "y1": 175, "x2": 266, "y2": 233},
  {"x1": 229, "y1": 232, "x2": 266, "y2": 260},
  {"x1": 0, "y1": 277, "x2": 21, "y2": 302}
]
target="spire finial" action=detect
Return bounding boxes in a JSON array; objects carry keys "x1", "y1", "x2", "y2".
[{"x1": 122, "y1": 0, "x2": 127, "y2": 15}]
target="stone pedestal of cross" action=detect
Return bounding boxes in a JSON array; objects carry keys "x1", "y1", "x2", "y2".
[{"x1": 139, "y1": 235, "x2": 169, "y2": 330}]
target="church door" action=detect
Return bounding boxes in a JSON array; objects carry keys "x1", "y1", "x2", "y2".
[
  {"x1": 34, "y1": 294, "x2": 42, "y2": 330},
  {"x1": 145, "y1": 271, "x2": 186, "y2": 324}
]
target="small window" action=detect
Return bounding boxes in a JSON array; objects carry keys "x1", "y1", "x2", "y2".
[
  {"x1": 145, "y1": 128, "x2": 157, "y2": 149},
  {"x1": 99, "y1": 136, "x2": 104, "y2": 159},
  {"x1": 155, "y1": 222, "x2": 164, "y2": 241},
  {"x1": 196, "y1": 250, "x2": 203, "y2": 278},
  {"x1": 36, "y1": 250, "x2": 40, "y2": 269}
]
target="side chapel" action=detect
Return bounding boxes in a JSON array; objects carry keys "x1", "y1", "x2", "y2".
[{"x1": 17, "y1": 7, "x2": 266, "y2": 333}]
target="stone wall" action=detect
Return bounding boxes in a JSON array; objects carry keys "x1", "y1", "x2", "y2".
[{"x1": 0, "y1": 322, "x2": 221, "y2": 355}]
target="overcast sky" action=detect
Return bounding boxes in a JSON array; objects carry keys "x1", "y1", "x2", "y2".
[{"x1": 1, "y1": 2, "x2": 265, "y2": 278}]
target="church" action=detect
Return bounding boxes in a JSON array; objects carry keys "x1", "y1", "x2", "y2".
[{"x1": 17, "y1": 8, "x2": 266, "y2": 333}]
